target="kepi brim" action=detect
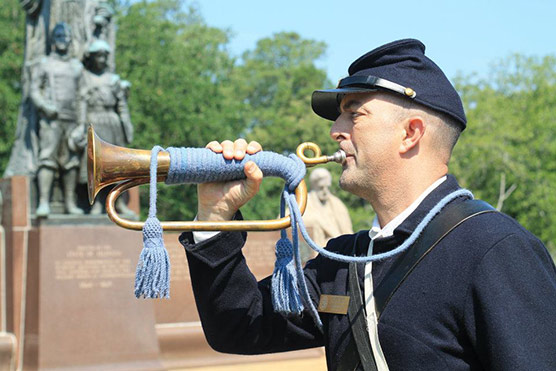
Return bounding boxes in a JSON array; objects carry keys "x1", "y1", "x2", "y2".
[{"x1": 311, "y1": 87, "x2": 378, "y2": 121}]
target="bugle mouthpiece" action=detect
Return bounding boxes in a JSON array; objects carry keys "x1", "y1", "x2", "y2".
[{"x1": 327, "y1": 150, "x2": 346, "y2": 165}]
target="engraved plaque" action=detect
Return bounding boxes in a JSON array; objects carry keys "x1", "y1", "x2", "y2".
[{"x1": 34, "y1": 225, "x2": 162, "y2": 370}]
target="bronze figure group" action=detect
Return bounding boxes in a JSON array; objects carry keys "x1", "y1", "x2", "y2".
[{"x1": 6, "y1": 0, "x2": 134, "y2": 218}]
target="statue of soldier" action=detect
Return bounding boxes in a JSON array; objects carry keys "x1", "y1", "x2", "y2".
[
  {"x1": 31, "y1": 22, "x2": 85, "y2": 217},
  {"x1": 79, "y1": 39, "x2": 135, "y2": 216}
]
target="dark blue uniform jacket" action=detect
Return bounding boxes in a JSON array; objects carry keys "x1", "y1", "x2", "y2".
[{"x1": 180, "y1": 175, "x2": 556, "y2": 370}]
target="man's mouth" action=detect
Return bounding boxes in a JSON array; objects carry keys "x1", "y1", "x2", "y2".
[{"x1": 338, "y1": 145, "x2": 355, "y2": 166}]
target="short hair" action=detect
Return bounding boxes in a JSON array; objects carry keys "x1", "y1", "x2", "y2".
[{"x1": 388, "y1": 93, "x2": 462, "y2": 164}]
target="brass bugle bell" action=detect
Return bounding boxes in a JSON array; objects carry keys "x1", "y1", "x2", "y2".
[{"x1": 87, "y1": 125, "x2": 346, "y2": 232}]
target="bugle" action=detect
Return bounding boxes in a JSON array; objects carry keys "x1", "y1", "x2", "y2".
[{"x1": 87, "y1": 126, "x2": 345, "y2": 232}]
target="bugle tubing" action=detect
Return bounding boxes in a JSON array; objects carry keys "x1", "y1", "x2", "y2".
[{"x1": 88, "y1": 126, "x2": 344, "y2": 232}]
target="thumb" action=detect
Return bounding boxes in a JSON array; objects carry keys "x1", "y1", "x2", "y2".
[{"x1": 243, "y1": 161, "x2": 263, "y2": 197}]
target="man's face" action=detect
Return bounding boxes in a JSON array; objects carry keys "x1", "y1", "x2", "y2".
[
  {"x1": 329, "y1": 92, "x2": 404, "y2": 199},
  {"x1": 53, "y1": 27, "x2": 71, "y2": 53}
]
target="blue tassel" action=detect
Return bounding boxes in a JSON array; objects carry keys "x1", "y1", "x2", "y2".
[
  {"x1": 135, "y1": 216, "x2": 170, "y2": 298},
  {"x1": 271, "y1": 236, "x2": 304, "y2": 316}
]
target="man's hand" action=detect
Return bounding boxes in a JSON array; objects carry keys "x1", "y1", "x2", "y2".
[{"x1": 197, "y1": 139, "x2": 263, "y2": 221}]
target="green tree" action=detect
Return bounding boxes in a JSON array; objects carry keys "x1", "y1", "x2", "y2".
[
  {"x1": 0, "y1": 0, "x2": 25, "y2": 171},
  {"x1": 452, "y1": 54, "x2": 556, "y2": 255},
  {"x1": 234, "y1": 32, "x2": 332, "y2": 154},
  {"x1": 224, "y1": 32, "x2": 349, "y2": 224},
  {"x1": 116, "y1": 0, "x2": 245, "y2": 221}
]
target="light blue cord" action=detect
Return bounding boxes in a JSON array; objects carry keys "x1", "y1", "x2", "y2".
[
  {"x1": 138, "y1": 145, "x2": 473, "y2": 330},
  {"x1": 271, "y1": 194, "x2": 304, "y2": 315},
  {"x1": 287, "y1": 188, "x2": 473, "y2": 263},
  {"x1": 282, "y1": 188, "x2": 323, "y2": 328},
  {"x1": 135, "y1": 146, "x2": 171, "y2": 299}
]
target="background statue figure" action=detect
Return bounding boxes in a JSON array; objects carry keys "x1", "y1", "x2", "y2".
[
  {"x1": 303, "y1": 168, "x2": 353, "y2": 252},
  {"x1": 80, "y1": 40, "x2": 134, "y2": 216},
  {"x1": 31, "y1": 22, "x2": 85, "y2": 217},
  {"x1": 52, "y1": 0, "x2": 87, "y2": 61},
  {"x1": 5, "y1": 0, "x2": 117, "y2": 179}
]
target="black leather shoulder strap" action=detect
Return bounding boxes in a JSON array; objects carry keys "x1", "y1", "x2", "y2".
[
  {"x1": 374, "y1": 199, "x2": 496, "y2": 319},
  {"x1": 347, "y1": 260, "x2": 378, "y2": 371},
  {"x1": 338, "y1": 232, "x2": 378, "y2": 371}
]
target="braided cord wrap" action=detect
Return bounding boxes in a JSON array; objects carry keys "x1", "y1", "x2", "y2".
[{"x1": 164, "y1": 147, "x2": 305, "y2": 189}]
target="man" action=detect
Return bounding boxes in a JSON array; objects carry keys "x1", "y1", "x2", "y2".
[
  {"x1": 31, "y1": 22, "x2": 85, "y2": 216},
  {"x1": 304, "y1": 168, "x2": 353, "y2": 247},
  {"x1": 180, "y1": 39, "x2": 556, "y2": 370}
]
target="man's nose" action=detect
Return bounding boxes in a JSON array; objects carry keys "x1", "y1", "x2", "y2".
[{"x1": 330, "y1": 116, "x2": 349, "y2": 142}]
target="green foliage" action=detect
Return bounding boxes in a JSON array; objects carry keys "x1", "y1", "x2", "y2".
[
  {"x1": 222, "y1": 32, "x2": 358, "y2": 223},
  {"x1": 235, "y1": 32, "x2": 333, "y2": 154},
  {"x1": 116, "y1": 0, "x2": 246, "y2": 221},
  {"x1": 452, "y1": 54, "x2": 556, "y2": 255},
  {"x1": 0, "y1": 0, "x2": 24, "y2": 171}
]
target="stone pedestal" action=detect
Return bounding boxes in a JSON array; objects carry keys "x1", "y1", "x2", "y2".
[
  {"x1": 27, "y1": 224, "x2": 162, "y2": 370},
  {"x1": 1, "y1": 176, "x2": 30, "y2": 370},
  {"x1": 1, "y1": 175, "x2": 324, "y2": 370},
  {"x1": 0, "y1": 333, "x2": 16, "y2": 371},
  {"x1": 1, "y1": 176, "x2": 161, "y2": 370},
  {"x1": 0, "y1": 209, "x2": 16, "y2": 371}
]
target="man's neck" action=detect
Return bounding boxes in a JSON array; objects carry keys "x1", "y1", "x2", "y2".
[{"x1": 370, "y1": 167, "x2": 448, "y2": 228}]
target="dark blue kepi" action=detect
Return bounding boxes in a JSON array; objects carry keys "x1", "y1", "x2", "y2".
[{"x1": 311, "y1": 38, "x2": 467, "y2": 130}]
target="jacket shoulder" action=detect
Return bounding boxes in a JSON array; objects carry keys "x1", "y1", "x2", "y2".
[{"x1": 444, "y1": 209, "x2": 550, "y2": 266}]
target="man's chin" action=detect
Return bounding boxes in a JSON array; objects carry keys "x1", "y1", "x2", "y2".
[
  {"x1": 338, "y1": 174, "x2": 351, "y2": 192},
  {"x1": 339, "y1": 172, "x2": 365, "y2": 196}
]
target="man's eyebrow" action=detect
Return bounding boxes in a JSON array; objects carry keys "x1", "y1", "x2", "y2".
[{"x1": 340, "y1": 99, "x2": 364, "y2": 112}]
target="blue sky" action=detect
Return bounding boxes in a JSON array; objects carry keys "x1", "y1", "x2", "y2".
[{"x1": 195, "y1": 0, "x2": 556, "y2": 83}]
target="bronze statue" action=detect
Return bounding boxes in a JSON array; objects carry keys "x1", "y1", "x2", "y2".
[
  {"x1": 88, "y1": 1, "x2": 116, "y2": 70},
  {"x1": 6, "y1": 0, "x2": 129, "y2": 218},
  {"x1": 31, "y1": 22, "x2": 85, "y2": 217},
  {"x1": 80, "y1": 40, "x2": 134, "y2": 216}
]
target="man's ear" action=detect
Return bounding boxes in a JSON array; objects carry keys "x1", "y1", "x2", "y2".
[{"x1": 399, "y1": 116, "x2": 425, "y2": 154}]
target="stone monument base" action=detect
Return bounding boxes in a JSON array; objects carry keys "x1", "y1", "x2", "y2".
[
  {"x1": 22, "y1": 224, "x2": 163, "y2": 370},
  {"x1": 1, "y1": 176, "x2": 324, "y2": 370},
  {"x1": 156, "y1": 323, "x2": 324, "y2": 369},
  {"x1": 0, "y1": 332, "x2": 16, "y2": 371},
  {"x1": 2, "y1": 176, "x2": 162, "y2": 370}
]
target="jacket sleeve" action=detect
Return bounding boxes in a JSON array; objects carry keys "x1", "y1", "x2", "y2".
[
  {"x1": 179, "y1": 215, "x2": 324, "y2": 355},
  {"x1": 463, "y1": 232, "x2": 556, "y2": 370}
]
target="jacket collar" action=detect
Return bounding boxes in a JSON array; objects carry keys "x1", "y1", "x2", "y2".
[{"x1": 371, "y1": 174, "x2": 463, "y2": 254}]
